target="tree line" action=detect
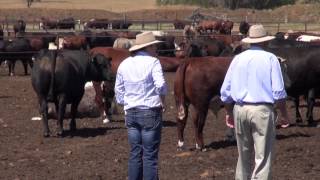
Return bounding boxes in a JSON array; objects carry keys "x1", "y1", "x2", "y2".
[{"x1": 156, "y1": 0, "x2": 320, "y2": 9}]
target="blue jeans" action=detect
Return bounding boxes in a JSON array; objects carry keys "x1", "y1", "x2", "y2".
[{"x1": 125, "y1": 107, "x2": 162, "y2": 180}]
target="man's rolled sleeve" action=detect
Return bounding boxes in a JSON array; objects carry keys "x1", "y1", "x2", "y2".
[
  {"x1": 271, "y1": 56, "x2": 287, "y2": 100},
  {"x1": 220, "y1": 60, "x2": 235, "y2": 103},
  {"x1": 152, "y1": 59, "x2": 168, "y2": 95},
  {"x1": 114, "y1": 71, "x2": 125, "y2": 105}
]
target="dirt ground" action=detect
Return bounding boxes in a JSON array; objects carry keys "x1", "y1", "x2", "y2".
[
  {"x1": 1, "y1": 3, "x2": 320, "y2": 180},
  {"x1": 1, "y1": 60, "x2": 320, "y2": 180}
]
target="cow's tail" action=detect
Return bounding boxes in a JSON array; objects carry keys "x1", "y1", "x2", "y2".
[
  {"x1": 47, "y1": 50, "x2": 58, "y2": 101},
  {"x1": 174, "y1": 59, "x2": 189, "y2": 120}
]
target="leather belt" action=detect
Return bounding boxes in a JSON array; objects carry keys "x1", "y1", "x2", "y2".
[{"x1": 236, "y1": 102, "x2": 273, "y2": 106}]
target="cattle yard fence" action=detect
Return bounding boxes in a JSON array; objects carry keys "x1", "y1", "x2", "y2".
[{"x1": 1, "y1": 19, "x2": 320, "y2": 35}]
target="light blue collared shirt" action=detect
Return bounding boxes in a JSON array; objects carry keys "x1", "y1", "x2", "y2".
[
  {"x1": 220, "y1": 46, "x2": 287, "y2": 104},
  {"x1": 115, "y1": 51, "x2": 168, "y2": 110}
]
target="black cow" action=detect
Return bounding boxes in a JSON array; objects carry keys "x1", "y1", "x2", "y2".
[
  {"x1": 173, "y1": 20, "x2": 189, "y2": 30},
  {"x1": 155, "y1": 35, "x2": 176, "y2": 57},
  {"x1": 110, "y1": 20, "x2": 132, "y2": 29},
  {"x1": 0, "y1": 38, "x2": 34, "y2": 76},
  {"x1": 0, "y1": 25, "x2": 4, "y2": 40},
  {"x1": 84, "y1": 19, "x2": 109, "y2": 29},
  {"x1": 81, "y1": 30, "x2": 116, "y2": 48},
  {"x1": 239, "y1": 21, "x2": 250, "y2": 35},
  {"x1": 266, "y1": 38, "x2": 320, "y2": 126},
  {"x1": 13, "y1": 19, "x2": 26, "y2": 37},
  {"x1": 40, "y1": 17, "x2": 58, "y2": 30},
  {"x1": 57, "y1": 17, "x2": 75, "y2": 29},
  {"x1": 31, "y1": 50, "x2": 114, "y2": 137}
]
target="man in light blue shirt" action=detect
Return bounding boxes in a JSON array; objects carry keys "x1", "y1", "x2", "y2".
[
  {"x1": 220, "y1": 25, "x2": 290, "y2": 180},
  {"x1": 115, "y1": 31, "x2": 167, "y2": 180}
]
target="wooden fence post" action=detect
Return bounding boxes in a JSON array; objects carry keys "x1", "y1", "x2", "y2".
[{"x1": 305, "y1": 21, "x2": 307, "y2": 32}]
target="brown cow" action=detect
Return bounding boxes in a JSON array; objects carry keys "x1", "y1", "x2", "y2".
[
  {"x1": 196, "y1": 20, "x2": 222, "y2": 34},
  {"x1": 220, "y1": 20, "x2": 234, "y2": 35},
  {"x1": 174, "y1": 56, "x2": 233, "y2": 151}
]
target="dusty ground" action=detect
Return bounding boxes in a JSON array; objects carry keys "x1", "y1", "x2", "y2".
[{"x1": 1, "y1": 61, "x2": 320, "y2": 180}]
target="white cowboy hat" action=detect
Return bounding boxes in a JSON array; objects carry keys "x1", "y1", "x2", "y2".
[
  {"x1": 129, "y1": 31, "x2": 162, "y2": 52},
  {"x1": 241, "y1": 24, "x2": 275, "y2": 44}
]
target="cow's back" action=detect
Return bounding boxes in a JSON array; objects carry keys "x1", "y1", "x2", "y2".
[
  {"x1": 184, "y1": 57, "x2": 232, "y2": 101},
  {"x1": 54, "y1": 51, "x2": 88, "y2": 101},
  {"x1": 31, "y1": 50, "x2": 56, "y2": 97}
]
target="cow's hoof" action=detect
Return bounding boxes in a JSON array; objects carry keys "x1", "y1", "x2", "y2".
[
  {"x1": 308, "y1": 121, "x2": 317, "y2": 127},
  {"x1": 56, "y1": 131, "x2": 64, "y2": 137},
  {"x1": 201, "y1": 148, "x2": 208, "y2": 152},
  {"x1": 69, "y1": 126, "x2": 76, "y2": 132},
  {"x1": 226, "y1": 136, "x2": 236, "y2": 143},
  {"x1": 43, "y1": 133, "x2": 50, "y2": 137},
  {"x1": 177, "y1": 146, "x2": 186, "y2": 151},
  {"x1": 296, "y1": 118, "x2": 303, "y2": 124},
  {"x1": 103, "y1": 117, "x2": 110, "y2": 124}
]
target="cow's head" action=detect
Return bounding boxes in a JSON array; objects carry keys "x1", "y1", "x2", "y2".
[{"x1": 89, "y1": 53, "x2": 114, "y2": 82}]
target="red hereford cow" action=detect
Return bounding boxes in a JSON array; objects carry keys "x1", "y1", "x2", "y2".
[
  {"x1": 174, "y1": 56, "x2": 233, "y2": 151},
  {"x1": 89, "y1": 47, "x2": 183, "y2": 122},
  {"x1": 58, "y1": 35, "x2": 88, "y2": 50}
]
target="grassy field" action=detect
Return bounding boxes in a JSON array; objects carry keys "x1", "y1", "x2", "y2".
[{"x1": 0, "y1": 0, "x2": 196, "y2": 12}]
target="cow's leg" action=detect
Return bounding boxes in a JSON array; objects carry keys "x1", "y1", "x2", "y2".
[
  {"x1": 8, "y1": 60, "x2": 15, "y2": 76},
  {"x1": 22, "y1": 60, "x2": 29, "y2": 75},
  {"x1": 102, "y1": 82, "x2": 115, "y2": 123},
  {"x1": 306, "y1": 89, "x2": 316, "y2": 127},
  {"x1": 294, "y1": 97, "x2": 303, "y2": 124},
  {"x1": 28, "y1": 59, "x2": 34, "y2": 71},
  {"x1": 39, "y1": 98, "x2": 50, "y2": 137},
  {"x1": 56, "y1": 96, "x2": 67, "y2": 137},
  {"x1": 192, "y1": 106, "x2": 208, "y2": 152},
  {"x1": 176, "y1": 104, "x2": 188, "y2": 151},
  {"x1": 69, "y1": 100, "x2": 80, "y2": 132}
]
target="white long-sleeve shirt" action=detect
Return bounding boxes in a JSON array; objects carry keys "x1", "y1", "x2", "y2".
[{"x1": 115, "y1": 51, "x2": 167, "y2": 110}]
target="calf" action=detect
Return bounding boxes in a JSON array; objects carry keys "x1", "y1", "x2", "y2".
[{"x1": 31, "y1": 50, "x2": 114, "y2": 137}]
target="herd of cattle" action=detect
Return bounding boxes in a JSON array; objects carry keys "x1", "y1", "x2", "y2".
[{"x1": 1, "y1": 18, "x2": 320, "y2": 150}]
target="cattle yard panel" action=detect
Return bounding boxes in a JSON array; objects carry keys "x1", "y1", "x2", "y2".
[{"x1": 3, "y1": 19, "x2": 320, "y2": 36}]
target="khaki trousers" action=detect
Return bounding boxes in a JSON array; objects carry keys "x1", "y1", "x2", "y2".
[{"x1": 233, "y1": 104, "x2": 275, "y2": 180}]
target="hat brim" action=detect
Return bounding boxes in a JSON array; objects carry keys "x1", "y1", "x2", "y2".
[
  {"x1": 129, "y1": 40, "x2": 163, "y2": 52},
  {"x1": 241, "y1": 36, "x2": 275, "y2": 44}
]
